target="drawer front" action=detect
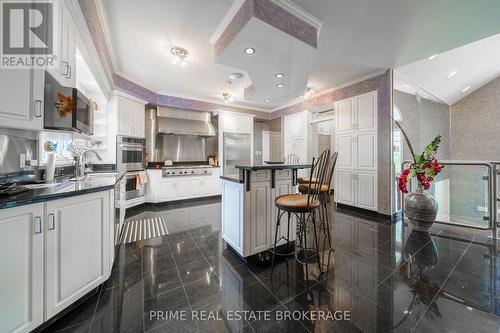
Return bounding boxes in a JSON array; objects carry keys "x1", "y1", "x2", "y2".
[
  {"x1": 275, "y1": 169, "x2": 292, "y2": 180},
  {"x1": 250, "y1": 170, "x2": 270, "y2": 183}
]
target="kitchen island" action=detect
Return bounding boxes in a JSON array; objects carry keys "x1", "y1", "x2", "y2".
[{"x1": 220, "y1": 164, "x2": 310, "y2": 258}]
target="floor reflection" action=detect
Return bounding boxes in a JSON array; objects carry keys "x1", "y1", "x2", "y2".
[{"x1": 42, "y1": 196, "x2": 500, "y2": 333}]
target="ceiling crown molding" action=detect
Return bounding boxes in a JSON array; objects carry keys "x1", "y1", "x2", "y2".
[
  {"x1": 271, "y1": 0, "x2": 323, "y2": 35},
  {"x1": 209, "y1": 0, "x2": 246, "y2": 45}
]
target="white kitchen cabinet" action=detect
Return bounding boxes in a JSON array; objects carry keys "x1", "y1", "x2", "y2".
[
  {"x1": 336, "y1": 134, "x2": 355, "y2": 169},
  {"x1": 250, "y1": 181, "x2": 272, "y2": 254},
  {"x1": 149, "y1": 168, "x2": 221, "y2": 203},
  {"x1": 284, "y1": 111, "x2": 308, "y2": 140},
  {"x1": 0, "y1": 69, "x2": 44, "y2": 131},
  {"x1": 284, "y1": 111, "x2": 309, "y2": 180},
  {"x1": 356, "y1": 132, "x2": 377, "y2": 170},
  {"x1": 46, "y1": 1, "x2": 76, "y2": 87},
  {"x1": 336, "y1": 170, "x2": 355, "y2": 205},
  {"x1": 354, "y1": 91, "x2": 377, "y2": 132},
  {"x1": 0, "y1": 203, "x2": 44, "y2": 333},
  {"x1": 356, "y1": 171, "x2": 377, "y2": 210},
  {"x1": 219, "y1": 112, "x2": 253, "y2": 134},
  {"x1": 159, "y1": 180, "x2": 176, "y2": 201},
  {"x1": 115, "y1": 95, "x2": 145, "y2": 138},
  {"x1": 222, "y1": 181, "x2": 244, "y2": 254},
  {"x1": 0, "y1": 190, "x2": 113, "y2": 332},
  {"x1": 159, "y1": 179, "x2": 190, "y2": 201},
  {"x1": 335, "y1": 170, "x2": 377, "y2": 211},
  {"x1": 335, "y1": 91, "x2": 377, "y2": 211},
  {"x1": 336, "y1": 98, "x2": 354, "y2": 135},
  {"x1": 45, "y1": 191, "x2": 111, "y2": 319}
]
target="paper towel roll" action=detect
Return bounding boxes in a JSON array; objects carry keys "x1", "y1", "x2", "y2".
[{"x1": 45, "y1": 153, "x2": 55, "y2": 182}]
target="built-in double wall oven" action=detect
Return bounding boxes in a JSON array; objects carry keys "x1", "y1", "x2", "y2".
[{"x1": 117, "y1": 136, "x2": 146, "y2": 202}]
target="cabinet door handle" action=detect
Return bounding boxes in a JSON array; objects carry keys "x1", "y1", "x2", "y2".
[
  {"x1": 68, "y1": 64, "x2": 72, "y2": 79},
  {"x1": 34, "y1": 100, "x2": 42, "y2": 117},
  {"x1": 34, "y1": 216, "x2": 42, "y2": 234},
  {"x1": 48, "y1": 213, "x2": 55, "y2": 230},
  {"x1": 62, "y1": 61, "x2": 69, "y2": 77}
]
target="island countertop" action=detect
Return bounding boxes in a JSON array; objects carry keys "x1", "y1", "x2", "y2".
[
  {"x1": 0, "y1": 171, "x2": 125, "y2": 210},
  {"x1": 235, "y1": 164, "x2": 310, "y2": 170}
]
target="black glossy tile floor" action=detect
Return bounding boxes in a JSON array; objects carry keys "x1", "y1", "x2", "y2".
[{"x1": 41, "y1": 197, "x2": 500, "y2": 333}]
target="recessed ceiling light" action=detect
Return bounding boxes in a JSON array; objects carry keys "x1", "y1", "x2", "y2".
[
  {"x1": 264, "y1": 99, "x2": 271, "y2": 102},
  {"x1": 428, "y1": 54, "x2": 438, "y2": 60},
  {"x1": 447, "y1": 70, "x2": 458, "y2": 78},
  {"x1": 244, "y1": 47, "x2": 255, "y2": 55},
  {"x1": 275, "y1": 73, "x2": 284, "y2": 78},
  {"x1": 461, "y1": 86, "x2": 471, "y2": 92},
  {"x1": 229, "y1": 72, "x2": 244, "y2": 80},
  {"x1": 276, "y1": 83, "x2": 284, "y2": 88}
]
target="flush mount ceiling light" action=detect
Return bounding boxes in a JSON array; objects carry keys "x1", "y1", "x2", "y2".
[
  {"x1": 264, "y1": 98, "x2": 271, "y2": 102},
  {"x1": 275, "y1": 73, "x2": 284, "y2": 78},
  {"x1": 447, "y1": 70, "x2": 458, "y2": 78},
  {"x1": 170, "y1": 46, "x2": 188, "y2": 66},
  {"x1": 276, "y1": 83, "x2": 285, "y2": 88},
  {"x1": 229, "y1": 72, "x2": 244, "y2": 80},
  {"x1": 222, "y1": 93, "x2": 233, "y2": 103},
  {"x1": 461, "y1": 86, "x2": 471, "y2": 92},
  {"x1": 304, "y1": 86, "x2": 314, "y2": 98},
  {"x1": 244, "y1": 47, "x2": 255, "y2": 55},
  {"x1": 428, "y1": 54, "x2": 438, "y2": 60}
]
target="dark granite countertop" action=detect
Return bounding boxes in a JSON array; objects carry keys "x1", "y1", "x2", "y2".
[
  {"x1": 235, "y1": 164, "x2": 311, "y2": 171},
  {"x1": 220, "y1": 175, "x2": 243, "y2": 183},
  {"x1": 0, "y1": 171, "x2": 125, "y2": 210}
]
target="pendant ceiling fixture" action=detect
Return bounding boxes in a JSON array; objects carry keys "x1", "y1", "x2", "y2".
[{"x1": 171, "y1": 46, "x2": 189, "y2": 66}]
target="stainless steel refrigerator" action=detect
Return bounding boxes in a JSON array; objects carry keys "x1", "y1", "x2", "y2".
[{"x1": 223, "y1": 132, "x2": 251, "y2": 177}]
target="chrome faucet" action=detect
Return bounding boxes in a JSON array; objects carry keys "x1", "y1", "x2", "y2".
[{"x1": 72, "y1": 149, "x2": 102, "y2": 181}]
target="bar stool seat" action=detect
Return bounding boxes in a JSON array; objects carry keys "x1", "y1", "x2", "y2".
[
  {"x1": 275, "y1": 194, "x2": 320, "y2": 213},
  {"x1": 297, "y1": 176, "x2": 318, "y2": 184},
  {"x1": 298, "y1": 183, "x2": 329, "y2": 194}
]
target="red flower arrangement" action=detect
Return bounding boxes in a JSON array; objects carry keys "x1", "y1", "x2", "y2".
[{"x1": 396, "y1": 121, "x2": 444, "y2": 194}]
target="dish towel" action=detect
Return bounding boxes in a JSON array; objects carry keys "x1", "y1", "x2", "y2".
[{"x1": 135, "y1": 172, "x2": 148, "y2": 190}]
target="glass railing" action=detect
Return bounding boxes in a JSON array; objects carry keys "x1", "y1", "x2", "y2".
[{"x1": 402, "y1": 161, "x2": 494, "y2": 231}]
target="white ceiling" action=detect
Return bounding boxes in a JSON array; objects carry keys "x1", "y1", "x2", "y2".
[
  {"x1": 395, "y1": 33, "x2": 500, "y2": 105},
  {"x1": 98, "y1": 0, "x2": 500, "y2": 111}
]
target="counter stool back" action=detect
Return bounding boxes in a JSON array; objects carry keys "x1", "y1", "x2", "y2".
[{"x1": 270, "y1": 149, "x2": 331, "y2": 298}]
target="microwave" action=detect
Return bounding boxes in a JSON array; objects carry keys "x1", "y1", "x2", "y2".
[{"x1": 44, "y1": 72, "x2": 93, "y2": 135}]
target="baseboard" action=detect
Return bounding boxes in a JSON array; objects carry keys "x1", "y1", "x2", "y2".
[{"x1": 336, "y1": 203, "x2": 394, "y2": 222}]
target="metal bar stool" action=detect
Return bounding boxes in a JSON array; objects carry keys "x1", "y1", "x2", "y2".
[
  {"x1": 297, "y1": 152, "x2": 338, "y2": 272},
  {"x1": 270, "y1": 150, "x2": 331, "y2": 297}
]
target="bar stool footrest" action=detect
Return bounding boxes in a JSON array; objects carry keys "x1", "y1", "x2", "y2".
[{"x1": 295, "y1": 247, "x2": 320, "y2": 265}]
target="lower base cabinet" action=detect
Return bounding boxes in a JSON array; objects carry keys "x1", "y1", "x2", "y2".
[
  {"x1": 335, "y1": 169, "x2": 377, "y2": 211},
  {"x1": 147, "y1": 168, "x2": 221, "y2": 203},
  {"x1": 0, "y1": 190, "x2": 113, "y2": 333},
  {"x1": 0, "y1": 203, "x2": 44, "y2": 333},
  {"x1": 45, "y1": 191, "x2": 111, "y2": 319}
]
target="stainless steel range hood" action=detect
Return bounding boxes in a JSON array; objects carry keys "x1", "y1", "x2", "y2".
[{"x1": 157, "y1": 107, "x2": 216, "y2": 137}]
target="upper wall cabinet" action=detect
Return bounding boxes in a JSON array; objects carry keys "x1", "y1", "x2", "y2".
[
  {"x1": 114, "y1": 95, "x2": 145, "y2": 138},
  {"x1": 284, "y1": 111, "x2": 308, "y2": 140},
  {"x1": 47, "y1": 1, "x2": 76, "y2": 87},
  {"x1": 0, "y1": 69, "x2": 44, "y2": 131},
  {"x1": 336, "y1": 91, "x2": 377, "y2": 135},
  {"x1": 219, "y1": 112, "x2": 253, "y2": 134}
]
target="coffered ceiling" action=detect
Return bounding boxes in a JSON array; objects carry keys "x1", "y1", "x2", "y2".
[{"x1": 97, "y1": 0, "x2": 500, "y2": 111}]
